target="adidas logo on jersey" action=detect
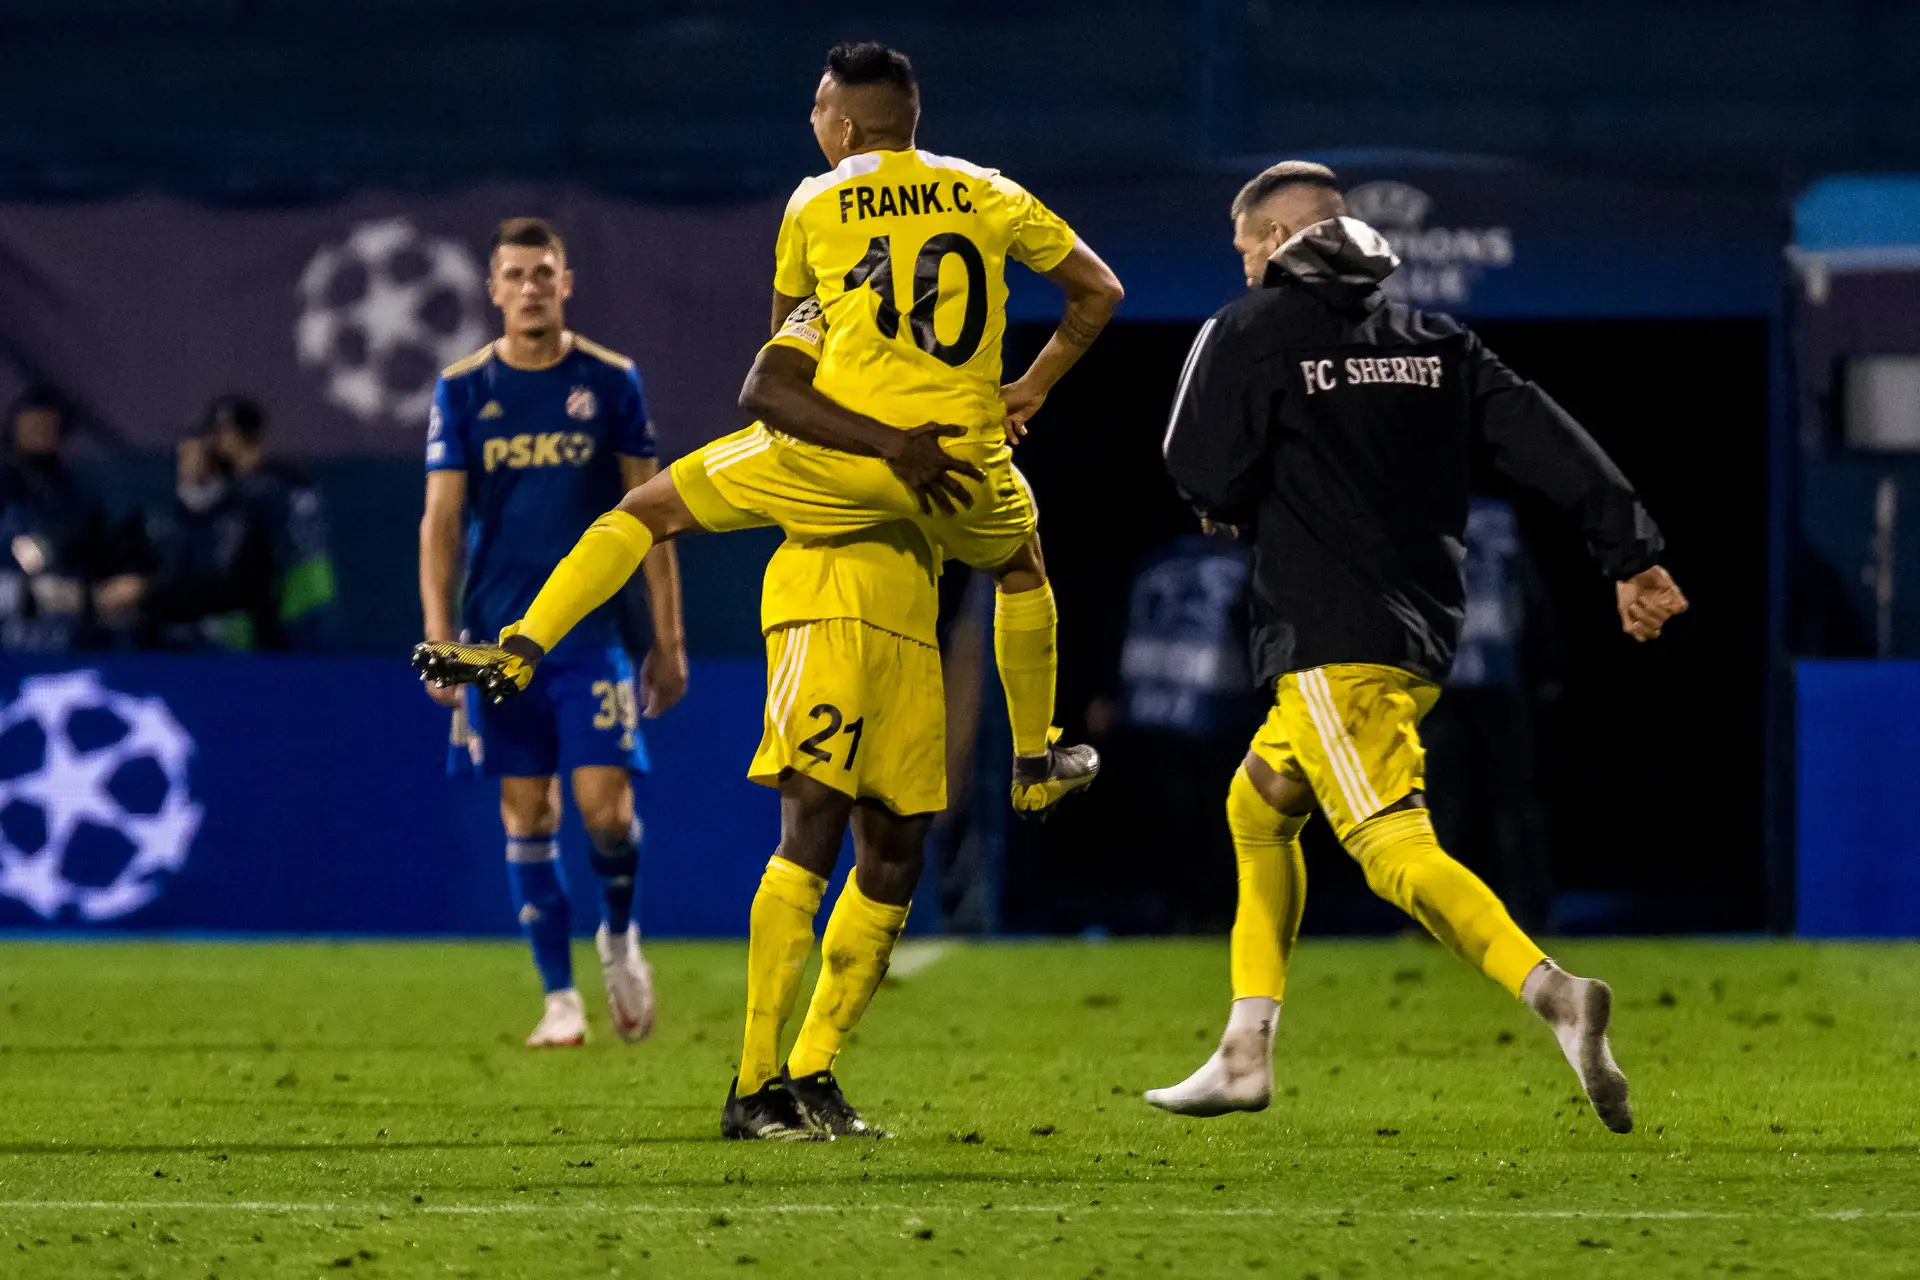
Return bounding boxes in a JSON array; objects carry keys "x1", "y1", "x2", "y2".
[{"x1": 479, "y1": 401, "x2": 505, "y2": 419}]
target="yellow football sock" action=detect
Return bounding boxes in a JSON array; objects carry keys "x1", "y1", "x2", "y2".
[
  {"x1": 739, "y1": 856, "x2": 827, "y2": 1094},
  {"x1": 513, "y1": 509, "x2": 654, "y2": 653},
  {"x1": 1226, "y1": 767, "x2": 1309, "y2": 1001},
  {"x1": 786, "y1": 877, "x2": 910, "y2": 1078},
  {"x1": 994, "y1": 584, "x2": 1057, "y2": 758},
  {"x1": 1343, "y1": 807, "x2": 1546, "y2": 997}
]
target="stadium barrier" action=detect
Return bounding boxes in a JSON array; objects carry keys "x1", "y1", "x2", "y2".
[
  {"x1": 1795, "y1": 660, "x2": 1920, "y2": 936},
  {"x1": 0, "y1": 655, "x2": 791, "y2": 936}
]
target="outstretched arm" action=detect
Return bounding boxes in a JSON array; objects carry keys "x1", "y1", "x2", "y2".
[
  {"x1": 1000, "y1": 239, "x2": 1124, "y2": 438},
  {"x1": 739, "y1": 343, "x2": 985, "y2": 515},
  {"x1": 1470, "y1": 335, "x2": 1687, "y2": 641}
]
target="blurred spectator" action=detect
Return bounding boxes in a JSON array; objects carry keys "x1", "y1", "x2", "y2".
[
  {"x1": 1084, "y1": 531, "x2": 1261, "y2": 931},
  {"x1": 1422, "y1": 497, "x2": 1557, "y2": 932},
  {"x1": 0, "y1": 386, "x2": 113, "y2": 651},
  {"x1": 205, "y1": 394, "x2": 338, "y2": 648},
  {"x1": 93, "y1": 423, "x2": 276, "y2": 650}
]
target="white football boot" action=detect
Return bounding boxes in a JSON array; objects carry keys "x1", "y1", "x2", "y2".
[
  {"x1": 1522, "y1": 960, "x2": 1632, "y2": 1133},
  {"x1": 596, "y1": 923, "x2": 657, "y2": 1044},
  {"x1": 526, "y1": 988, "x2": 588, "y2": 1048},
  {"x1": 1144, "y1": 997, "x2": 1278, "y2": 1117}
]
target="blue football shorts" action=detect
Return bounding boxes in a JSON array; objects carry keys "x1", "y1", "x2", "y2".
[{"x1": 453, "y1": 643, "x2": 651, "y2": 779}]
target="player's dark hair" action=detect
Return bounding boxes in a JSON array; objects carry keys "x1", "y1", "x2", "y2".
[
  {"x1": 823, "y1": 41, "x2": 919, "y2": 140},
  {"x1": 825, "y1": 41, "x2": 917, "y2": 97},
  {"x1": 202, "y1": 393, "x2": 266, "y2": 443},
  {"x1": 1231, "y1": 161, "x2": 1344, "y2": 221},
  {"x1": 489, "y1": 216, "x2": 565, "y2": 263}
]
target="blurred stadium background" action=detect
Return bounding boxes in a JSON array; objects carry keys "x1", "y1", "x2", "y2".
[{"x1": 0, "y1": 0, "x2": 1915, "y2": 946}]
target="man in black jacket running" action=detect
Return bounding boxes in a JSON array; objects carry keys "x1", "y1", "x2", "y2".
[{"x1": 1148, "y1": 161, "x2": 1687, "y2": 1134}]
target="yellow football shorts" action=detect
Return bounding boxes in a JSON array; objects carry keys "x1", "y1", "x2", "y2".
[
  {"x1": 670, "y1": 424, "x2": 1036, "y2": 572},
  {"x1": 1248, "y1": 663, "x2": 1443, "y2": 839},
  {"x1": 749, "y1": 617, "x2": 947, "y2": 817}
]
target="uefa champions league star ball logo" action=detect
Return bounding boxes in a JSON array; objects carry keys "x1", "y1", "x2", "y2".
[
  {"x1": 295, "y1": 218, "x2": 489, "y2": 427},
  {"x1": 0, "y1": 671, "x2": 202, "y2": 922}
]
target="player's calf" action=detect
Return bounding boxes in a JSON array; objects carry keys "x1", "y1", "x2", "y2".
[{"x1": 1522, "y1": 960, "x2": 1633, "y2": 1134}]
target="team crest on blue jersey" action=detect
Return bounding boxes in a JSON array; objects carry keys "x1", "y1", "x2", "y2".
[{"x1": 567, "y1": 387, "x2": 597, "y2": 421}]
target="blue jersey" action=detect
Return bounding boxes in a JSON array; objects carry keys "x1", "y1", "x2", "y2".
[{"x1": 426, "y1": 335, "x2": 655, "y2": 658}]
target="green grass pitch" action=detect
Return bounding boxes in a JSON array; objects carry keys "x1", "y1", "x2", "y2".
[{"x1": 0, "y1": 937, "x2": 1914, "y2": 1278}]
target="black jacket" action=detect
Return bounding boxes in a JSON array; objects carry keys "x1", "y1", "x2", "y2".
[{"x1": 1163, "y1": 216, "x2": 1662, "y2": 686}]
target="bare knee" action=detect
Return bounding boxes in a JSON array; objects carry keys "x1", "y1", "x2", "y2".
[
  {"x1": 570, "y1": 766, "x2": 634, "y2": 837},
  {"x1": 500, "y1": 776, "x2": 561, "y2": 838},
  {"x1": 616, "y1": 470, "x2": 701, "y2": 540},
  {"x1": 850, "y1": 801, "x2": 929, "y2": 907},
  {"x1": 993, "y1": 533, "x2": 1048, "y2": 595},
  {"x1": 776, "y1": 773, "x2": 854, "y2": 880},
  {"x1": 1242, "y1": 753, "x2": 1314, "y2": 817}
]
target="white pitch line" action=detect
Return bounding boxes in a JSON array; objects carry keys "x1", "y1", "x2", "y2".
[
  {"x1": 886, "y1": 941, "x2": 951, "y2": 979},
  {"x1": 0, "y1": 1200, "x2": 1916, "y2": 1222}
]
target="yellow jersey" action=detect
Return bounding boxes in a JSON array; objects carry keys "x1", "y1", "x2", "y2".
[
  {"x1": 753, "y1": 297, "x2": 943, "y2": 646},
  {"x1": 772, "y1": 148, "x2": 1078, "y2": 436},
  {"x1": 760, "y1": 523, "x2": 941, "y2": 648}
]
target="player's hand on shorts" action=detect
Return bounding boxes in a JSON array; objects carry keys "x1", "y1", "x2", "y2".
[
  {"x1": 999, "y1": 376, "x2": 1047, "y2": 443},
  {"x1": 641, "y1": 643, "x2": 689, "y2": 718},
  {"x1": 1616, "y1": 565, "x2": 1688, "y2": 642},
  {"x1": 423, "y1": 678, "x2": 463, "y2": 709},
  {"x1": 420, "y1": 638, "x2": 465, "y2": 707},
  {"x1": 887, "y1": 423, "x2": 984, "y2": 517}
]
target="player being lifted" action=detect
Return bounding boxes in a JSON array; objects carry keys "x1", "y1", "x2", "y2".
[
  {"x1": 419, "y1": 218, "x2": 686, "y2": 1047},
  {"x1": 414, "y1": 41, "x2": 1125, "y2": 816},
  {"x1": 1151, "y1": 163, "x2": 1688, "y2": 1132}
]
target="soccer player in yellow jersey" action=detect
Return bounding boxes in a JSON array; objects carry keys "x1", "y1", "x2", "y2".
[
  {"x1": 724, "y1": 520, "x2": 944, "y2": 1140},
  {"x1": 415, "y1": 41, "x2": 1125, "y2": 817},
  {"x1": 687, "y1": 310, "x2": 947, "y2": 1139}
]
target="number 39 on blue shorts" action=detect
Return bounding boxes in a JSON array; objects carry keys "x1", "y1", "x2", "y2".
[{"x1": 451, "y1": 644, "x2": 652, "y2": 779}]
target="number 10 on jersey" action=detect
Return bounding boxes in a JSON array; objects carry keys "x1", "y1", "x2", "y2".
[{"x1": 843, "y1": 233, "x2": 988, "y2": 367}]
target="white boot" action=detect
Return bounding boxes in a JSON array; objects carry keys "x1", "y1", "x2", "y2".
[
  {"x1": 1144, "y1": 997, "x2": 1278, "y2": 1117},
  {"x1": 1522, "y1": 960, "x2": 1632, "y2": 1134},
  {"x1": 596, "y1": 923, "x2": 657, "y2": 1044},
  {"x1": 526, "y1": 988, "x2": 588, "y2": 1048}
]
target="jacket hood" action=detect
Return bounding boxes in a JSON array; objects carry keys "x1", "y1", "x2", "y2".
[{"x1": 1262, "y1": 216, "x2": 1399, "y2": 312}]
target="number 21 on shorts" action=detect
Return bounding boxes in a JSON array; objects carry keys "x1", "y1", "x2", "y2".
[{"x1": 798, "y1": 703, "x2": 865, "y2": 770}]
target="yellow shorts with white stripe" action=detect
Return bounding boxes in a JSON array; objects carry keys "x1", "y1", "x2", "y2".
[
  {"x1": 670, "y1": 423, "x2": 1036, "y2": 572},
  {"x1": 1248, "y1": 663, "x2": 1443, "y2": 839},
  {"x1": 749, "y1": 617, "x2": 947, "y2": 817}
]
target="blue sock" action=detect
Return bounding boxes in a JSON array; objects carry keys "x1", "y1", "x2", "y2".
[
  {"x1": 588, "y1": 820, "x2": 641, "y2": 935},
  {"x1": 506, "y1": 835, "x2": 573, "y2": 993}
]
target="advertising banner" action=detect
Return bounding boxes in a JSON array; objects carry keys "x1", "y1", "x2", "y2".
[
  {"x1": 0, "y1": 655, "x2": 782, "y2": 936},
  {"x1": 0, "y1": 189, "x2": 780, "y2": 460}
]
